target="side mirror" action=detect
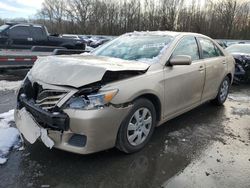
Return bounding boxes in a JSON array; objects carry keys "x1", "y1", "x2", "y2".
[{"x1": 169, "y1": 55, "x2": 192, "y2": 66}]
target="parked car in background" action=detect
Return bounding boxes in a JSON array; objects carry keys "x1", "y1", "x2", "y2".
[
  {"x1": 226, "y1": 44, "x2": 250, "y2": 83},
  {"x1": 62, "y1": 34, "x2": 114, "y2": 48},
  {"x1": 15, "y1": 31, "x2": 234, "y2": 155},
  {"x1": 89, "y1": 38, "x2": 110, "y2": 48},
  {"x1": 0, "y1": 23, "x2": 86, "y2": 49},
  {"x1": 216, "y1": 39, "x2": 250, "y2": 48},
  {"x1": 78, "y1": 35, "x2": 93, "y2": 46},
  {"x1": 61, "y1": 34, "x2": 82, "y2": 40},
  {"x1": 216, "y1": 40, "x2": 228, "y2": 48}
]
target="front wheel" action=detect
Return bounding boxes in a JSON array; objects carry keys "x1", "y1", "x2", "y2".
[
  {"x1": 213, "y1": 76, "x2": 230, "y2": 105},
  {"x1": 116, "y1": 98, "x2": 156, "y2": 153}
]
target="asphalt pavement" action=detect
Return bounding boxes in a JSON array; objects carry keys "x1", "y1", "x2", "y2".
[{"x1": 0, "y1": 72, "x2": 250, "y2": 188}]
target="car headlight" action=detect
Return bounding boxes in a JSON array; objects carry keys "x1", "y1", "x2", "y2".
[{"x1": 65, "y1": 89, "x2": 118, "y2": 110}]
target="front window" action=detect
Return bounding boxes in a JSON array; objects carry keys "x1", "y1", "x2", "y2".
[
  {"x1": 9, "y1": 26, "x2": 30, "y2": 37},
  {"x1": 92, "y1": 34, "x2": 174, "y2": 63},
  {"x1": 172, "y1": 36, "x2": 200, "y2": 61}
]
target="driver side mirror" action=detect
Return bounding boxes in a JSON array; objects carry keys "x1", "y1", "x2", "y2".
[{"x1": 169, "y1": 55, "x2": 192, "y2": 66}]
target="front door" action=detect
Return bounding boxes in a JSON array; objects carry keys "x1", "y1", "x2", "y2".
[
  {"x1": 163, "y1": 36, "x2": 205, "y2": 118},
  {"x1": 8, "y1": 25, "x2": 33, "y2": 49}
]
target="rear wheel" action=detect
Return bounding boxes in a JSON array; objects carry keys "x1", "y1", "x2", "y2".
[
  {"x1": 116, "y1": 98, "x2": 156, "y2": 153},
  {"x1": 213, "y1": 76, "x2": 230, "y2": 105}
]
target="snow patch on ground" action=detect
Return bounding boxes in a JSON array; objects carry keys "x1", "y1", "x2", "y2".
[
  {"x1": 231, "y1": 107, "x2": 250, "y2": 116},
  {"x1": 0, "y1": 109, "x2": 15, "y2": 128},
  {"x1": 0, "y1": 80, "x2": 22, "y2": 91},
  {"x1": 0, "y1": 109, "x2": 20, "y2": 164},
  {"x1": 228, "y1": 93, "x2": 250, "y2": 102}
]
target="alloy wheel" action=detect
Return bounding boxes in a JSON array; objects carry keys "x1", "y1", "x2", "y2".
[
  {"x1": 126, "y1": 108, "x2": 152, "y2": 146},
  {"x1": 219, "y1": 79, "x2": 229, "y2": 102}
]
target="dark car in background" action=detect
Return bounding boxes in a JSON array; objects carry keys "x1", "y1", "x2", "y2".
[
  {"x1": 0, "y1": 23, "x2": 85, "y2": 49},
  {"x1": 89, "y1": 38, "x2": 110, "y2": 48},
  {"x1": 216, "y1": 40, "x2": 228, "y2": 48},
  {"x1": 226, "y1": 44, "x2": 250, "y2": 83},
  {"x1": 62, "y1": 34, "x2": 114, "y2": 48}
]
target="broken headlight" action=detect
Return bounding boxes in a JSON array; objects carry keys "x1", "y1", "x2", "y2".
[{"x1": 65, "y1": 89, "x2": 118, "y2": 110}]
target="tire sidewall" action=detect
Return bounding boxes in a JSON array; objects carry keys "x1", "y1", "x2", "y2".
[
  {"x1": 217, "y1": 76, "x2": 230, "y2": 104},
  {"x1": 117, "y1": 98, "x2": 156, "y2": 153}
]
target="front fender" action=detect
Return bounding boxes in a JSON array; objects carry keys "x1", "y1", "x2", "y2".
[{"x1": 100, "y1": 70, "x2": 164, "y2": 106}]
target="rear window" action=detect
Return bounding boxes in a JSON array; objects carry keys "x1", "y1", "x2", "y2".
[
  {"x1": 198, "y1": 38, "x2": 222, "y2": 58},
  {"x1": 30, "y1": 26, "x2": 45, "y2": 39}
]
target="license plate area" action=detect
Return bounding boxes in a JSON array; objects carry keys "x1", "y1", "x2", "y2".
[{"x1": 15, "y1": 108, "x2": 54, "y2": 148}]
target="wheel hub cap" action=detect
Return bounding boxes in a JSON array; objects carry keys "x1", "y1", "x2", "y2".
[
  {"x1": 220, "y1": 79, "x2": 229, "y2": 101},
  {"x1": 127, "y1": 108, "x2": 152, "y2": 146}
]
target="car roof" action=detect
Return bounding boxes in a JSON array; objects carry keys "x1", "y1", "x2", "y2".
[
  {"x1": 124, "y1": 31, "x2": 208, "y2": 38},
  {"x1": 5, "y1": 22, "x2": 42, "y2": 27}
]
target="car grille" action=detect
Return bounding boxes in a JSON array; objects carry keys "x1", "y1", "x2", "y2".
[{"x1": 36, "y1": 90, "x2": 68, "y2": 110}]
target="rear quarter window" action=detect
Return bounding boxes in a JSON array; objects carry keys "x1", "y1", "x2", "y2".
[{"x1": 30, "y1": 26, "x2": 45, "y2": 40}]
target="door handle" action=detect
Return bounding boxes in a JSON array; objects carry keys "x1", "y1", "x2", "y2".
[
  {"x1": 222, "y1": 60, "x2": 227, "y2": 64},
  {"x1": 27, "y1": 37, "x2": 33, "y2": 41},
  {"x1": 199, "y1": 65, "x2": 204, "y2": 71}
]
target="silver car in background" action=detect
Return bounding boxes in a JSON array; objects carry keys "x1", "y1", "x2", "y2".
[{"x1": 15, "y1": 31, "x2": 235, "y2": 154}]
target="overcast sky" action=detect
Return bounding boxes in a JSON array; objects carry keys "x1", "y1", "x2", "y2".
[
  {"x1": 0, "y1": 0, "x2": 44, "y2": 19},
  {"x1": 0, "y1": 0, "x2": 205, "y2": 19}
]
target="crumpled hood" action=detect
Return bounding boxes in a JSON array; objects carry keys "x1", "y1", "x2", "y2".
[{"x1": 30, "y1": 54, "x2": 149, "y2": 88}]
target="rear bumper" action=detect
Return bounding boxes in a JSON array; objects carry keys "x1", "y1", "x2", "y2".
[{"x1": 16, "y1": 96, "x2": 132, "y2": 154}]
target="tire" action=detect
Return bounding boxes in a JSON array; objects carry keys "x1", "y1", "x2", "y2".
[
  {"x1": 212, "y1": 76, "x2": 230, "y2": 106},
  {"x1": 116, "y1": 98, "x2": 156, "y2": 153}
]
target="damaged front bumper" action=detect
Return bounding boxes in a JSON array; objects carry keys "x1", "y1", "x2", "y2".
[
  {"x1": 48, "y1": 105, "x2": 131, "y2": 154},
  {"x1": 18, "y1": 94, "x2": 70, "y2": 131},
  {"x1": 15, "y1": 91, "x2": 132, "y2": 154}
]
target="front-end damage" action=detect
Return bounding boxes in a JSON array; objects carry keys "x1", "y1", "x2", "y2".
[
  {"x1": 232, "y1": 54, "x2": 250, "y2": 84},
  {"x1": 15, "y1": 55, "x2": 148, "y2": 154},
  {"x1": 16, "y1": 78, "x2": 70, "y2": 131}
]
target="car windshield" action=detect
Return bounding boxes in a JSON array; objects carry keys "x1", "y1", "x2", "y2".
[
  {"x1": 0, "y1": 24, "x2": 10, "y2": 32},
  {"x1": 226, "y1": 44, "x2": 250, "y2": 54},
  {"x1": 92, "y1": 34, "x2": 173, "y2": 63}
]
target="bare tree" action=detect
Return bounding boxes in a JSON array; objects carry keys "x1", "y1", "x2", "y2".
[
  {"x1": 38, "y1": 0, "x2": 67, "y2": 33},
  {"x1": 32, "y1": 0, "x2": 250, "y2": 39}
]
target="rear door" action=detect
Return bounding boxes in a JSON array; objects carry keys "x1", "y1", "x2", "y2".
[
  {"x1": 163, "y1": 36, "x2": 205, "y2": 117},
  {"x1": 30, "y1": 26, "x2": 47, "y2": 46},
  {"x1": 8, "y1": 25, "x2": 33, "y2": 48},
  {"x1": 197, "y1": 37, "x2": 227, "y2": 101}
]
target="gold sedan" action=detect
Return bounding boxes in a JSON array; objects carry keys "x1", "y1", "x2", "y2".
[{"x1": 15, "y1": 31, "x2": 235, "y2": 154}]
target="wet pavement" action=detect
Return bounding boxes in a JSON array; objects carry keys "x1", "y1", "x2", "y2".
[{"x1": 0, "y1": 73, "x2": 250, "y2": 188}]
